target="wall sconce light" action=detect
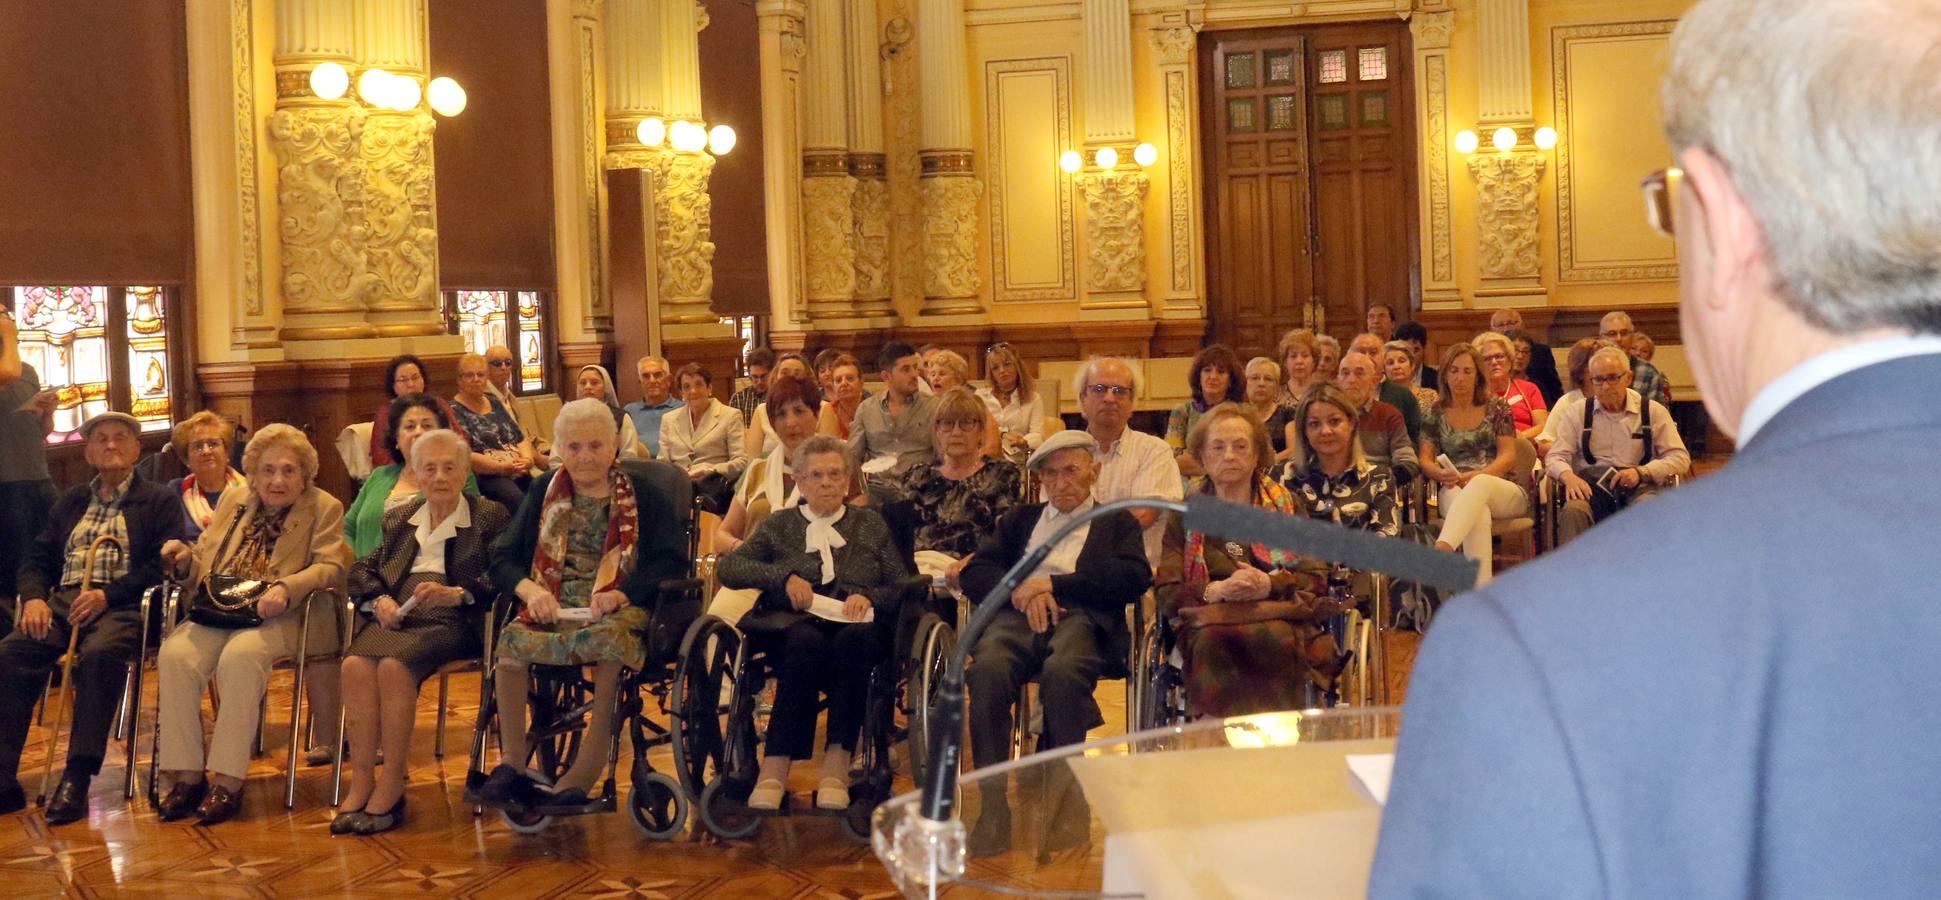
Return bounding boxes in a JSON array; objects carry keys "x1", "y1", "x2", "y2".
[
  {"x1": 669, "y1": 119, "x2": 709, "y2": 153},
  {"x1": 637, "y1": 117, "x2": 667, "y2": 147},
  {"x1": 1534, "y1": 126, "x2": 1558, "y2": 151},
  {"x1": 387, "y1": 75, "x2": 422, "y2": 112},
  {"x1": 1456, "y1": 126, "x2": 1560, "y2": 154},
  {"x1": 310, "y1": 62, "x2": 349, "y2": 101},
  {"x1": 1455, "y1": 130, "x2": 1480, "y2": 154},
  {"x1": 427, "y1": 76, "x2": 467, "y2": 117},
  {"x1": 707, "y1": 124, "x2": 737, "y2": 155},
  {"x1": 1058, "y1": 150, "x2": 1082, "y2": 173},
  {"x1": 1094, "y1": 147, "x2": 1119, "y2": 170},
  {"x1": 1491, "y1": 126, "x2": 1518, "y2": 152},
  {"x1": 358, "y1": 68, "x2": 394, "y2": 106},
  {"x1": 1133, "y1": 142, "x2": 1158, "y2": 167}
]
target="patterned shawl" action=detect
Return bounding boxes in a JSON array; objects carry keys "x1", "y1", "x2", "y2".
[
  {"x1": 1183, "y1": 472, "x2": 1305, "y2": 584},
  {"x1": 530, "y1": 463, "x2": 639, "y2": 603},
  {"x1": 180, "y1": 468, "x2": 246, "y2": 532}
]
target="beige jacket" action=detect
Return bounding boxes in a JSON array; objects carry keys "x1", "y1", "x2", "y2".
[{"x1": 179, "y1": 485, "x2": 352, "y2": 653}]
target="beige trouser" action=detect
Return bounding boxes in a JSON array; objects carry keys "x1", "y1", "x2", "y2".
[
  {"x1": 1436, "y1": 474, "x2": 1529, "y2": 587},
  {"x1": 157, "y1": 616, "x2": 302, "y2": 779},
  {"x1": 707, "y1": 586, "x2": 759, "y2": 626}
]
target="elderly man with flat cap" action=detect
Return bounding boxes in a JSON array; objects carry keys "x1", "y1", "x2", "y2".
[
  {"x1": 958, "y1": 430, "x2": 1153, "y2": 854},
  {"x1": 0, "y1": 412, "x2": 180, "y2": 824}
]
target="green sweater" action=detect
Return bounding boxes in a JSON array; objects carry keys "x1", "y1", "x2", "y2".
[{"x1": 344, "y1": 463, "x2": 480, "y2": 558}]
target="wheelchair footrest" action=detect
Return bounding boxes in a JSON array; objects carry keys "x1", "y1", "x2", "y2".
[{"x1": 465, "y1": 788, "x2": 617, "y2": 819}]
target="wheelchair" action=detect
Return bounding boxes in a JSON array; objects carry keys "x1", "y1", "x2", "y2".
[{"x1": 458, "y1": 459, "x2": 707, "y2": 838}]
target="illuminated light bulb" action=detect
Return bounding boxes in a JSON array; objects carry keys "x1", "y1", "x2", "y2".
[
  {"x1": 707, "y1": 124, "x2": 737, "y2": 155},
  {"x1": 1534, "y1": 126, "x2": 1558, "y2": 150},
  {"x1": 309, "y1": 62, "x2": 349, "y2": 100},
  {"x1": 387, "y1": 75, "x2": 422, "y2": 112},
  {"x1": 1133, "y1": 142, "x2": 1158, "y2": 167},
  {"x1": 1454, "y1": 130, "x2": 1480, "y2": 154},
  {"x1": 357, "y1": 68, "x2": 393, "y2": 106},
  {"x1": 427, "y1": 76, "x2": 467, "y2": 116},
  {"x1": 1492, "y1": 126, "x2": 1518, "y2": 152},
  {"x1": 1058, "y1": 150, "x2": 1082, "y2": 173},
  {"x1": 1094, "y1": 146, "x2": 1119, "y2": 170},
  {"x1": 637, "y1": 117, "x2": 667, "y2": 147},
  {"x1": 670, "y1": 120, "x2": 708, "y2": 153}
]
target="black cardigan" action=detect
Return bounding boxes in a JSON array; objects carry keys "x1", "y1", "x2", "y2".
[
  {"x1": 716, "y1": 505, "x2": 908, "y2": 633},
  {"x1": 349, "y1": 494, "x2": 510, "y2": 610},
  {"x1": 18, "y1": 470, "x2": 182, "y2": 610},
  {"x1": 488, "y1": 467, "x2": 689, "y2": 610},
  {"x1": 958, "y1": 501, "x2": 1152, "y2": 617}
]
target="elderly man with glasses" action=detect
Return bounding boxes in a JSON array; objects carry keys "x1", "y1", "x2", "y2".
[
  {"x1": 1076, "y1": 357, "x2": 1182, "y2": 567},
  {"x1": 1540, "y1": 346, "x2": 1689, "y2": 544}
]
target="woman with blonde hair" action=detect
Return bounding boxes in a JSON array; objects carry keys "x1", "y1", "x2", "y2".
[
  {"x1": 449, "y1": 353, "x2": 538, "y2": 514},
  {"x1": 1473, "y1": 331, "x2": 1548, "y2": 441},
  {"x1": 924, "y1": 350, "x2": 1000, "y2": 458},
  {"x1": 169, "y1": 411, "x2": 244, "y2": 540},
  {"x1": 1277, "y1": 329, "x2": 1324, "y2": 406},
  {"x1": 976, "y1": 342, "x2": 1045, "y2": 458}
]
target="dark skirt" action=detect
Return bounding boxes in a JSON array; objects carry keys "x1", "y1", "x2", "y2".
[{"x1": 346, "y1": 574, "x2": 483, "y2": 683}]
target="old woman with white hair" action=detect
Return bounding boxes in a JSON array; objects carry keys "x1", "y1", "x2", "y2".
[
  {"x1": 155, "y1": 424, "x2": 353, "y2": 825},
  {"x1": 477, "y1": 399, "x2": 686, "y2": 809},
  {"x1": 332, "y1": 430, "x2": 510, "y2": 835}
]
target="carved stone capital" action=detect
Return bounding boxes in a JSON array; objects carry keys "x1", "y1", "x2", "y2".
[
  {"x1": 803, "y1": 173, "x2": 859, "y2": 307},
  {"x1": 1148, "y1": 26, "x2": 1195, "y2": 65},
  {"x1": 1078, "y1": 170, "x2": 1150, "y2": 295},
  {"x1": 694, "y1": 0, "x2": 710, "y2": 31},
  {"x1": 1468, "y1": 151, "x2": 1546, "y2": 281},
  {"x1": 653, "y1": 152, "x2": 718, "y2": 322},
  {"x1": 1410, "y1": 10, "x2": 1454, "y2": 51},
  {"x1": 360, "y1": 112, "x2": 442, "y2": 315},
  {"x1": 268, "y1": 106, "x2": 374, "y2": 313},
  {"x1": 919, "y1": 175, "x2": 983, "y2": 305}
]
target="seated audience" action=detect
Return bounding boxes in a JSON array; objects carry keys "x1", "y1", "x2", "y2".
[
  {"x1": 622, "y1": 356, "x2": 681, "y2": 459},
  {"x1": 1543, "y1": 347, "x2": 1690, "y2": 544},
  {"x1": 1288, "y1": 354, "x2": 1417, "y2": 486},
  {"x1": 1242, "y1": 356, "x2": 1295, "y2": 458},
  {"x1": 976, "y1": 342, "x2": 1046, "y2": 459},
  {"x1": 959, "y1": 431, "x2": 1152, "y2": 844},
  {"x1": 1281, "y1": 384, "x2": 1401, "y2": 537},
  {"x1": 1384, "y1": 339, "x2": 1440, "y2": 411},
  {"x1": 711, "y1": 375, "x2": 821, "y2": 626},
  {"x1": 1632, "y1": 332, "x2": 1657, "y2": 363},
  {"x1": 346, "y1": 393, "x2": 480, "y2": 558},
  {"x1": 1350, "y1": 333, "x2": 1422, "y2": 444},
  {"x1": 169, "y1": 411, "x2": 245, "y2": 540},
  {"x1": 813, "y1": 348, "x2": 844, "y2": 393},
  {"x1": 478, "y1": 399, "x2": 685, "y2": 808},
  {"x1": 485, "y1": 345, "x2": 551, "y2": 459},
  {"x1": 1534, "y1": 338, "x2": 1608, "y2": 455},
  {"x1": 449, "y1": 353, "x2": 538, "y2": 514},
  {"x1": 848, "y1": 341, "x2": 939, "y2": 478},
  {"x1": 728, "y1": 347, "x2": 775, "y2": 426},
  {"x1": 816, "y1": 353, "x2": 865, "y2": 440},
  {"x1": 1277, "y1": 329, "x2": 1325, "y2": 405},
  {"x1": 1601, "y1": 310, "x2": 1672, "y2": 406},
  {"x1": 1158, "y1": 405, "x2": 1335, "y2": 719},
  {"x1": 896, "y1": 389, "x2": 1022, "y2": 579},
  {"x1": 1315, "y1": 334, "x2": 1342, "y2": 381},
  {"x1": 156, "y1": 424, "x2": 351, "y2": 825},
  {"x1": 0, "y1": 412, "x2": 178, "y2": 822},
  {"x1": 1366, "y1": 303, "x2": 1396, "y2": 341},
  {"x1": 1489, "y1": 308, "x2": 1564, "y2": 404},
  {"x1": 716, "y1": 435, "x2": 906, "y2": 811},
  {"x1": 925, "y1": 350, "x2": 1001, "y2": 458},
  {"x1": 659, "y1": 363, "x2": 748, "y2": 514},
  {"x1": 565, "y1": 364, "x2": 646, "y2": 461},
  {"x1": 334, "y1": 431, "x2": 509, "y2": 836},
  {"x1": 1475, "y1": 330, "x2": 1549, "y2": 441},
  {"x1": 1418, "y1": 344, "x2": 1526, "y2": 585},
  {"x1": 1078, "y1": 357, "x2": 1184, "y2": 566},
  {"x1": 1393, "y1": 321, "x2": 1438, "y2": 392},
  {"x1": 745, "y1": 352, "x2": 813, "y2": 458},
  {"x1": 915, "y1": 343, "x2": 943, "y2": 394},
  {"x1": 1166, "y1": 344, "x2": 1246, "y2": 478},
  {"x1": 370, "y1": 354, "x2": 469, "y2": 467}
]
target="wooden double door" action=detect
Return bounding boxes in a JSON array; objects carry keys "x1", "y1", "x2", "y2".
[{"x1": 1201, "y1": 22, "x2": 1418, "y2": 360}]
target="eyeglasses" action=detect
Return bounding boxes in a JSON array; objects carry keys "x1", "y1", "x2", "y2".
[
  {"x1": 187, "y1": 438, "x2": 226, "y2": 452},
  {"x1": 487, "y1": 358, "x2": 515, "y2": 368},
  {"x1": 1481, "y1": 353, "x2": 1510, "y2": 364},
  {"x1": 1084, "y1": 383, "x2": 1133, "y2": 398},
  {"x1": 935, "y1": 418, "x2": 981, "y2": 431},
  {"x1": 986, "y1": 341, "x2": 1012, "y2": 356},
  {"x1": 1641, "y1": 168, "x2": 1682, "y2": 238},
  {"x1": 1589, "y1": 373, "x2": 1628, "y2": 385},
  {"x1": 1601, "y1": 327, "x2": 1635, "y2": 340}
]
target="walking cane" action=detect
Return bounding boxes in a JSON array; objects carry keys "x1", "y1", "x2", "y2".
[{"x1": 38, "y1": 534, "x2": 125, "y2": 806}]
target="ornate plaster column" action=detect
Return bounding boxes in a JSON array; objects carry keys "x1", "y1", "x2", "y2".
[
  {"x1": 801, "y1": 0, "x2": 858, "y2": 320},
  {"x1": 1077, "y1": 0, "x2": 1146, "y2": 311},
  {"x1": 1411, "y1": 6, "x2": 1461, "y2": 309},
  {"x1": 1148, "y1": 19, "x2": 1203, "y2": 319},
  {"x1": 549, "y1": 0, "x2": 612, "y2": 342},
  {"x1": 269, "y1": 0, "x2": 375, "y2": 342},
  {"x1": 655, "y1": 0, "x2": 719, "y2": 326},
  {"x1": 187, "y1": 0, "x2": 282, "y2": 353},
  {"x1": 757, "y1": 0, "x2": 808, "y2": 336},
  {"x1": 351, "y1": 0, "x2": 444, "y2": 337},
  {"x1": 845, "y1": 0, "x2": 893, "y2": 318},
  {"x1": 916, "y1": 0, "x2": 983, "y2": 316},
  {"x1": 603, "y1": 0, "x2": 663, "y2": 160},
  {"x1": 1470, "y1": 0, "x2": 1546, "y2": 304}
]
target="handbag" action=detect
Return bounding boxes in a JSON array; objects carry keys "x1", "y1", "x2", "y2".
[{"x1": 186, "y1": 507, "x2": 271, "y2": 630}]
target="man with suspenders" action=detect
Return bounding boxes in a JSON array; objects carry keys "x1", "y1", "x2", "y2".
[{"x1": 1543, "y1": 346, "x2": 1692, "y2": 544}]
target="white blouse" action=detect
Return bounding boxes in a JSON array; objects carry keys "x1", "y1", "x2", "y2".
[{"x1": 977, "y1": 385, "x2": 1048, "y2": 448}]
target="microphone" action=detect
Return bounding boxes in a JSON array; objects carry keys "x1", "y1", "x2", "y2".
[{"x1": 1182, "y1": 493, "x2": 1479, "y2": 592}]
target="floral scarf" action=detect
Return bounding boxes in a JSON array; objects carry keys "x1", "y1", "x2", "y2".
[
  {"x1": 180, "y1": 469, "x2": 245, "y2": 532},
  {"x1": 1183, "y1": 473, "x2": 1305, "y2": 584},
  {"x1": 530, "y1": 463, "x2": 639, "y2": 603}
]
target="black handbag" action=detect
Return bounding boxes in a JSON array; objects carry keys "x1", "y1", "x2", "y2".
[{"x1": 186, "y1": 508, "x2": 271, "y2": 630}]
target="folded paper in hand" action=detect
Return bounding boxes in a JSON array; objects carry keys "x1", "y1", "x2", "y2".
[
  {"x1": 555, "y1": 606, "x2": 595, "y2": 622},
  {"x1": 808, "y1": 593, "x2": 874, "y2": 623},
  {"x1": 1345, "y1": 753, "x2": 1394, "y2": 806}
]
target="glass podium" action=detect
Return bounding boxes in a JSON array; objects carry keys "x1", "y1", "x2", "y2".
[{"x1": 873, "y1": 707, "x2": 1402, "y2": 899}]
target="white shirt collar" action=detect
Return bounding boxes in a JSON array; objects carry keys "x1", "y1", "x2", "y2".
[
  {"x1": 1737, "y1": 336, "x2": 1941, "y2": 445},
  {"x1": 1042, "y1": 496, "x2": 1097, "y2": 523},
  {"x1": 410, "y1": 497, "x2": 470, "y2": 545}
]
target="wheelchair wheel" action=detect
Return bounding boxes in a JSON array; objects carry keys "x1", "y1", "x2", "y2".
[
  {"x1": 840, "y1": 809, "x2": 872, "y2": 843},
  {"x1": 904, "y1": 613, "x2": 954, "y2": 785},
  {"x1": 670, "y1": 616, "x2": 740, "y2": 799},
  {"x1": 502, "y1": 807, "x2": 552, "y2": 834},
  {"x1": 1135, "y1": 622, "x2": 1177, "y2": 730},
  {"x1": 627, "y1": 771, "x2": 689, "y2": 840},
  {"x1": 697, "y1": 776, "x2": 761, "y2": 839},
  {"x1": 527, "y1": 671, "x2": 588, "y2": 784}
]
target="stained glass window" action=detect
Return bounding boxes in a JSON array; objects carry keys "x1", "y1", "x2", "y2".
[
  {"x1": 1268, "y1": 95, "x2": 1297, "y2": 131},
  {"x1": 1318, "y1": 95, "x2": 1349, "y2": 130},
  {"x1": 516, "y1": 291, "x2": 546, "y2": 392},
  {"x1": 1226, "y1": 53, "x2": 1257, "y2": 89},
  {"x1": 12, "y1": 285, "x2": 175, "y2": 444},
  {"x1": 1361, "y1": 91, "x2": 1389, "y2": 125},
  {"x1": 1228, "y1": 98, "x2": 1257, "y2": 133},
  {"x1": 1318, "y1": 50, "x2": 1348, "y2": 84},
  {"x1": 455, "y1": 290, "x2": 509, "y2": 356},
  {"x1": 445, "y1": 289, "x2": 552, "y2": 394},
  {"x1": 1266, "y1": 50, "x2": 1296, "y2": 86},
  {"x1": 1358, "y1": 47, "x2": 1388, "y2": 82}
]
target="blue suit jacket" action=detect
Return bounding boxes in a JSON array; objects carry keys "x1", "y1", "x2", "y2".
[{"x1": 1371, "y1": 354, "x2": 1941, "y2": 899}]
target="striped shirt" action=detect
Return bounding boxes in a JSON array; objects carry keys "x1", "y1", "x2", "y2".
[{"x1": 59, "y1": 473, "x2": 133, "y2": 589}]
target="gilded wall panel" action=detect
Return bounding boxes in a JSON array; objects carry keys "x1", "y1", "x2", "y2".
[
  {"x1": 983, "y1": 57, "x2": 1075, "y2": 301},
  {"x1": 1552, "y1": 21, "x2": 1679, "y2": 283}
]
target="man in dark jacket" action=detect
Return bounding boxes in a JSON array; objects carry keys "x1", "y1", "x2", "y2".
[
  {"x1": 958, "y1": 430, "x2": 1153, "y2": 854},
  {"x1": 0, "y1": 412, "x2": 180, "y2": 823}
]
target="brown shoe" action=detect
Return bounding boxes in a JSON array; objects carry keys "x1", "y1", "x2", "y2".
[
  {"x1": 156, "y1": 781, "x2": 207, "y2": 822},
  {"x1": 194, "y1": 784, "x2": 242, "y2": 825}
]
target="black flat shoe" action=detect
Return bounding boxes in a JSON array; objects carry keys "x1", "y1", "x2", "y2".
[
  {"x1": 329, "y1": 809, "x2": 367, "y2": 835},
  {"x1": 44, "y1": 775, "x2": 90, "y2": 826},
  {"x1": 194, "y1": 784, "x2": 243, "y2": 825},
  {"x1": 0, "y1": 777, "x2": 25, "y2": 816},
  {"x1": 352, "y1": 797, "x2": 406, "y2": 835},
  {"x1": 156, "y1": 780, "x2": 207, "y2": 822}
]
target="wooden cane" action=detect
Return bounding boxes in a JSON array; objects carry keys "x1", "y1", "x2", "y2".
[{"x1": 38, "y1": 535, "x2": 124, "y2": 806}]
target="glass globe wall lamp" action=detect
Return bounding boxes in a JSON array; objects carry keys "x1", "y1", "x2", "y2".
[
  {"x1": 1058, "y1": 142, "x2": 1160, "y2": 173},
  {"x1": 311, "y1": 62, "x2": 467, "y2": 117},
  {"x1": 1455, "y1": 125, "x2": 1559, "y2": 155},
  {"x1": 635, "y1": 116, "x2": 739, "y2": 156}
]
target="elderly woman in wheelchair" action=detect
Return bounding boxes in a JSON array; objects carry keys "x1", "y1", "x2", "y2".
[
  {"x1": 1156, "y1": 404, "x2": 1341, "y2": 719},
  {"x1": 475, "y1": 399, "x2": 688, "y2": 811},
  {"x1": 714, "y1": 435, "x2": 909, "y2": 814}
]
